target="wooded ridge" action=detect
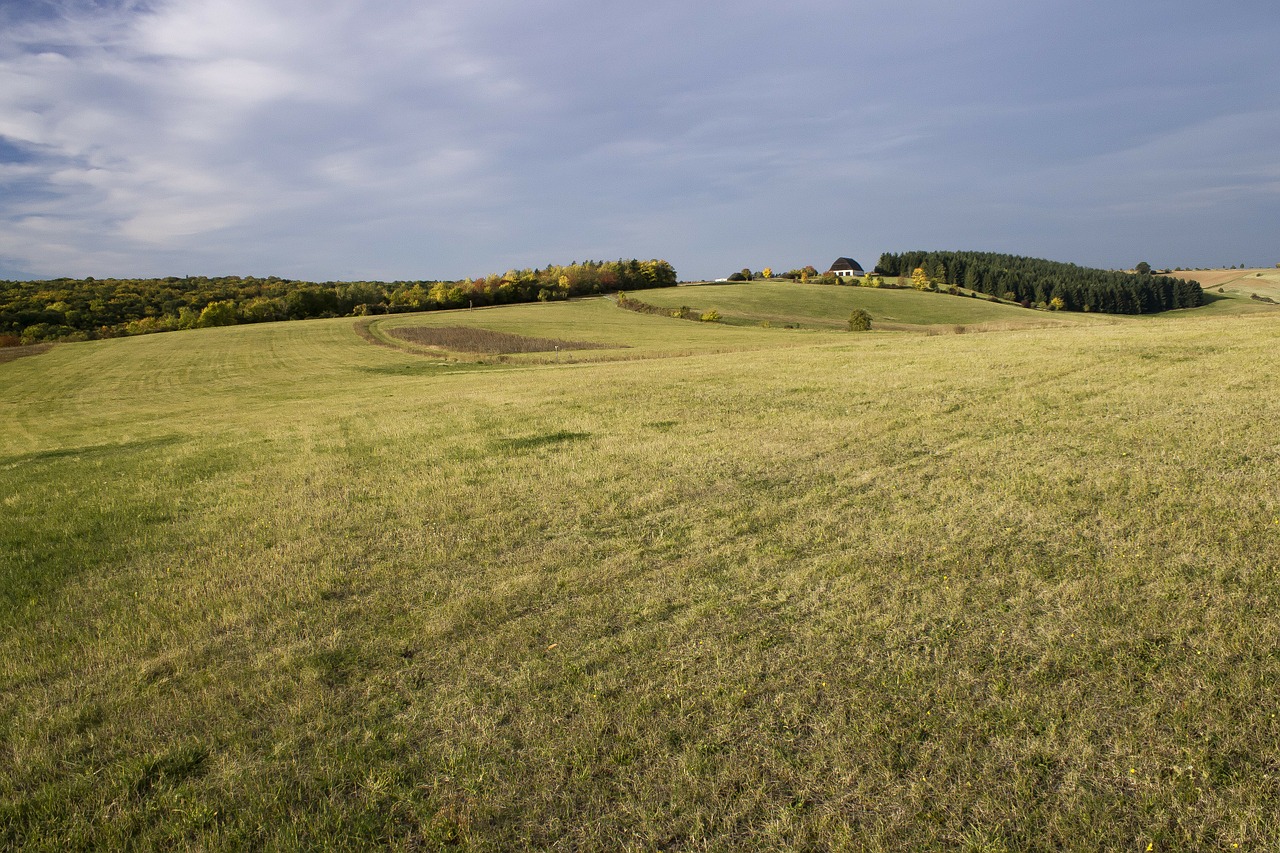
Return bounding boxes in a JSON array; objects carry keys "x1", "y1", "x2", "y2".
[
  {"x1": 0, "y1": 259, "x2": 678, "y2": 345},
  {"x1": 876, "y1": 251, "x2": 1203, "y2": 313}
]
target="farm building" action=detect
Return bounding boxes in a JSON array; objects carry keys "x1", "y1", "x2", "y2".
[{"x1": 827, "y1": 257, "x2": 864, "y2": 278}]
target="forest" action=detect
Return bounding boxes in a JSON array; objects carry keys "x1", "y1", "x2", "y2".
[
  {"x1": 875, "y1": 251, "x2": 1203, "y2": 313},
  {"x1": 0, "y1": 259, "x2": 678, "y2": 345}
]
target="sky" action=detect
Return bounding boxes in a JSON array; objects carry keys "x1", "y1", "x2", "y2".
[{"x1": 0, "y1": 0, "x2": 1277, "y2": 282}]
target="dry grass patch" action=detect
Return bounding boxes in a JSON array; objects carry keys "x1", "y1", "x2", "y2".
[{"x1": 388, "y1": 325, "x2": 618, "y2": 354}]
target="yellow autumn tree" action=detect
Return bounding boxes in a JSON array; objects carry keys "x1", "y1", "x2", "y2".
[
  {"x1": 761, "y1": 267, "x2": 773, "y2": 280},
  {"x1": 911, "y1": 267, "x2": 930, "y2": 290}
]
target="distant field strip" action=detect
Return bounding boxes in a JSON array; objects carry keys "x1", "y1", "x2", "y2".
[
  {"x1": 387, "y1": 325, "x2": 618, "y2": 354},
  {"x1": 0, "y1": 343, "x2": 52, "y2": 365}
]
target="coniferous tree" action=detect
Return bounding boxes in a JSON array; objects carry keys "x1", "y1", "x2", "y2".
[{"x1": 874, "y1": 251, "x2": 1200, "y2": 315}]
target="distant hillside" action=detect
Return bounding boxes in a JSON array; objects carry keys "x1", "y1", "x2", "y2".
[
  {"x1": 1174, "y1": 268, "x2": 1280, "y2": 302},
  {"x1": 876, "y1": 251, "x2": 1202, "y2": 314},
  {"x1": 634, "y1": 281, "x2": 1080, "y2": 332}
]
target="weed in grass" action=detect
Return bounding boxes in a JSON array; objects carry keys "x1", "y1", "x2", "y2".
[{"x1": 494, "y1": 430, "x2": 592, "y2": 453}]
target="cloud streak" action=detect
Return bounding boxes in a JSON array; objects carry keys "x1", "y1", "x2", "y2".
[{"x1": 0, "y1": 0, "x2": 1277, "y2": 280}]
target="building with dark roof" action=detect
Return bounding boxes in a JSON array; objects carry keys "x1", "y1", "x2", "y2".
[{"x1": 827, "y1": 257, "x2": 864, "y2": 278}]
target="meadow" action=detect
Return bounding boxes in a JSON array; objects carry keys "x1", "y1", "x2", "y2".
[
  {"x1": 1176, "y1": 268, "x2": 1280, "y2": 306},
  {"x1": 2, "y1": 285, "x2": 1279, "y2": 849},
  {"x1": 636, "y1": 280, "x2": 1091, "y2": 332}
]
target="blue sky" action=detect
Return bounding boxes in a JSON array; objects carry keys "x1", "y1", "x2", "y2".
[{"x1": 1, "y1": 0, "x2": 1277, "y2": 281}]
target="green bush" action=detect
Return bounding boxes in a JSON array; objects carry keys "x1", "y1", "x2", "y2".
[
  {"x1": 847, "y1": 309, "x2": 872, "y2": 332},
  {"x1": 197, "y1": 300, "x2": 237, "y2": 328}
]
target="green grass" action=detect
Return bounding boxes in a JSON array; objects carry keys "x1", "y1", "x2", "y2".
[
  {"x1": 3, "y1": 301, "x2": 1280, "y2": 849},
  {"x1": 367, "y1": 296, "x2": 845, "y2": 363}
]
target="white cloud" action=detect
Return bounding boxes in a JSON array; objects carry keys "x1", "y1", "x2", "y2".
[
  {"x1": 0, "y1": 0, "x2": 542, "y2": 276},
  {"x1": 0, "y1": 0, "x2": 1277, "y2": 278}
]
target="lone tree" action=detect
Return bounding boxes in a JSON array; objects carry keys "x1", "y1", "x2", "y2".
[
  {"x1": 848, "y1": 309, "x2": 872, "y2": 331},
  {"x1": 1135, "y1": 261, "x2": 1151, "y2": 274}
]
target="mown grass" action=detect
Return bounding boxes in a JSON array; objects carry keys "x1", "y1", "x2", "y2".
[
  {"x1": 2, "y1": 305, "x2": 1280, "y2": 849},
  {"x1": 388, "y1": 325, "x2": 616, "y2": 354},
  {"x1": 367, "y1": 297, "x2": 840, "y2": 363}
]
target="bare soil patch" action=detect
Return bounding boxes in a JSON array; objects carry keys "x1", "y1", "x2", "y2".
[{"x1": 387, "y1": 325, "x2": 617, "y2": 354}]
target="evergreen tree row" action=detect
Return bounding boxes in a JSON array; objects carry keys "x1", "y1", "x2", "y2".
[
  {"x1": 0, "y1": 259, "x2": 677, "y2": 345},
  {"x1": 874, "y1": 251, "x2": 1202, "y2": 314}
]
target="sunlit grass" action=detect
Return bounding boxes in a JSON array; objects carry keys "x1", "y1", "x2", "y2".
[
  {"x1": 1166, "y1": 269, "x2": 1280, "y2": 315},
  {"x1": 639, "y1": 280, "x2": 1097, "y2": 331},
  {"x1": 2, "y1": 304, "x2": 1279, "y2": 849}
]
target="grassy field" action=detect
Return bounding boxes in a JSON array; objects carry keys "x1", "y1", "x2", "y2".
[
  {"x1": 639, "y1": 280, "x2": 1091, "y2": 332},
  {"x1": 363, "y1": 296, "x2": 850, "y2": 364},
  {"x1": 3, "y1": 293, "x2": 1280, "y2": 849},
  {"x1": 1175, "y1": 268, "x2": 1280, "y2": 306}
]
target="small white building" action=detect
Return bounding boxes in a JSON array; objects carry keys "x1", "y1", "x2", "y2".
[{"x1": 827, "y1": 257, "x2": 865, "y2": 278}]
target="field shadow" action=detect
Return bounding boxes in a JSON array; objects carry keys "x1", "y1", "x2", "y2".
[
  {"x1": 0, "y1": 343, "x2": 53, "y2": 365},
  {"x1": 353, "y1": 363, "x2": 443, "y2": 377},
  {"x1": 388, "y1": 325, "x2": 619, "y2": 354},
  {"x1": 493, "y1": 431, "x2": 592, "y2": 453},
  {"x1": 0, "y1": 435, "x2": 185, "y2": 469}
]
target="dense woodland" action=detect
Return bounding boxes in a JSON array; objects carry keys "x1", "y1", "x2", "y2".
[
  {"x1": 875, "y1": 251, "x2": 1203, "y2": 313},
  {"x1": 0, "y1": 259, "x2": 678, "y2": 345}
]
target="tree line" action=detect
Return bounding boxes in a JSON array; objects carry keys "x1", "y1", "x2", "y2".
[
  {"x1": 0, "y1": 259, "x2": 678, "y2": 345},
  {"x1": 874, "y1": 251, "x2": 1202, "y2": 314}
]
